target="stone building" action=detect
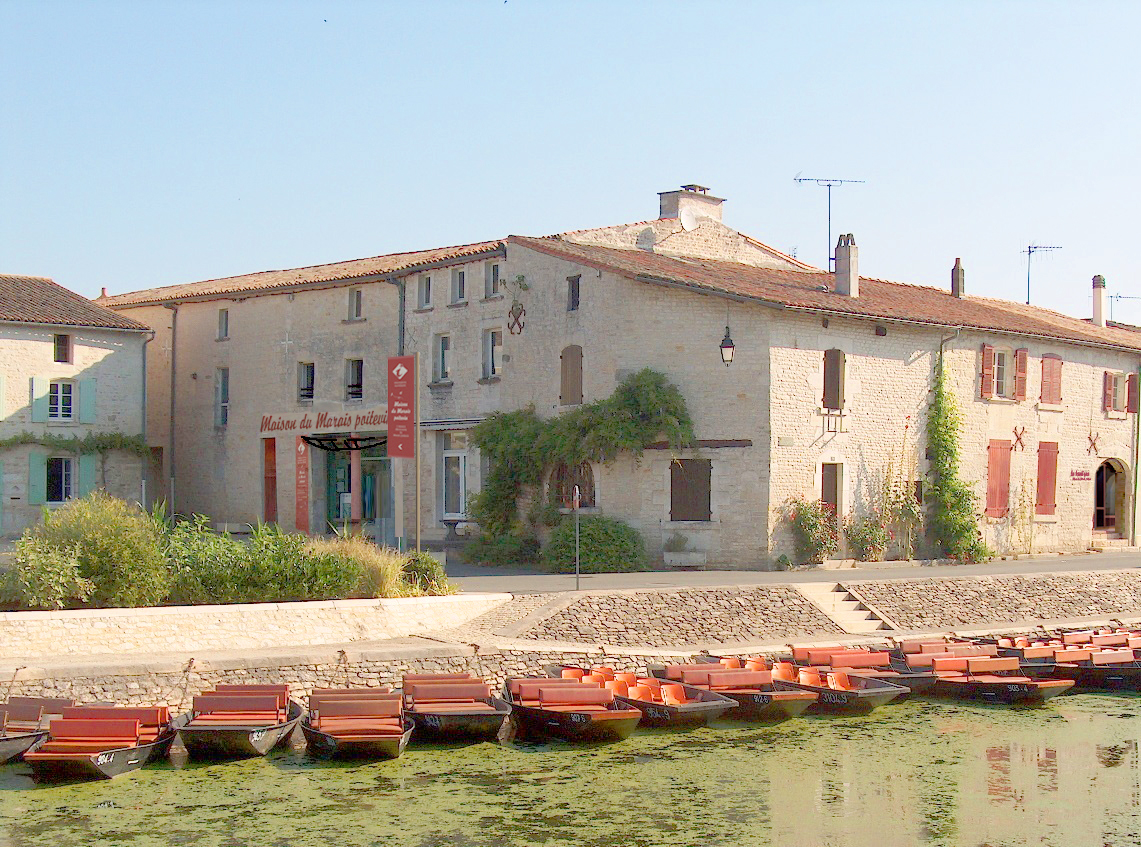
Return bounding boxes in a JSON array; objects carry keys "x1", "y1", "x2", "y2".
[
  {"x1": 0, "y1": 274, "x2": 151, "y2": 537},
  {"x1": 103, "y1": 186, "x2": 1141, "y2": 564}
]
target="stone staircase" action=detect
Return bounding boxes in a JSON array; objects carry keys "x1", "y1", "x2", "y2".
[
  {"x1": 798, "y1": 582, "x2": 890, "y2": 633},
  {"x1": 1090, "y1": 531, "x2": 1131, "y2": 552}
]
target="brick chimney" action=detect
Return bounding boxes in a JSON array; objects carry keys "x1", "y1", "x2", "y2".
[
  {"x1": 951, "y1": 258, "x2": 965, "y2": 298},
  {"x1": 834, "y1": 234, "x2": 858, "y2": 297},
  {"x1": 658, "y1": 184, "x2": 725, "y2": 223},
  {"x1": 1092, "y1": 274, "x2": 1107, "y2": 327}
]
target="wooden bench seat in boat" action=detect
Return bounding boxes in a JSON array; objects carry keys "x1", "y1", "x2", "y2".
[
  {"x1": 7, "y1": 696, "x2": 73, "y2": 717},
  {"x1": 187, "y1": 695, "x2": 283, "y2": 726},
  {"x1": 60, "y1": 707, "x2": 169, "y2": 742},
  {"x1": 401, "y1": 673, "x2": 474, "y2": 683},
  {"x1": 405, "y1": 682, "x2": 498, "y2": 713},
  {"x1": 2, "y1": 702, "x2": 44, "y2": 734},
  {"x1": 792, "y1": 645, "x2": 843, "y2": 662},
  {"x1": 1054, "y1": 648, "x2": 1094, "y2": 663},
  {"x1": 310, "y1": 698, "x2": 404, "y2": 738},
  {"x1": 211, "y1": 685, "x2": 290, "y2": 710},
  {"x1": 1089, "y1": 650, "x2": 1137, "y2": 665},
  {"x1": 311, "y1": 687, "x2": 393, "y2": 697},
  {"x1": 829, "y1": 652, "x2": 893, "y2": 669},
  {"x1": 705, "y1": 670, "x2": 773, "y2": 692},
  {"x1": 535, "y1": 686, "x2": 629, "y2": 715},
  {"x1": 24, "y1": 719, "x2": 140, "y2": 760}
]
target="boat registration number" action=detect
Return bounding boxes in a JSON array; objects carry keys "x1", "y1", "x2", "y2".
[
  {"x1": 643, "y1": 707, "x2": 669, "y2": 720},
  {"x1": 751, "y1": 694, "x2": 772, "y2": 705},
  {"x1": 95, "y1": 752, "x2": 115, "y2": 766},
  {"x1": 568, "y1": 713, "x2": 590, "y2": 724},
  {"x1": 250, "y1": 730, "x2": 266, "y2": 742},
  {"x1": 422, "y1": 715, "x2": 442, "y2": 728},
  {"x1": 1005, "y1": 684, "x2": 1030, "y2": 694},
  {"x1": 819, "y1": 692, "x2": 849, "y2": 705}
]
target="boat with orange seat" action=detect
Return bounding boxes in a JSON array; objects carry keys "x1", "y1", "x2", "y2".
[
  {"x1": 301, "y1": 688, "x2": 412, "y2": 758},
  {"x1": 23, "y1": 705, "x2": 176, "y2": 781},
  {"x1": 988, "y1": 633, "x2": 1141, "y2": 692},
  {"x1": 647, "y1": 659, "x2": 817, "y2": 721},
  {"x1": 176, "y1": 684, "x2": 302, "y2": 759},
  {"x1": 911, "y1": 654, "x2": 1073, "y2": 704},
  {"x1": 547, "y1": 665, "x2": 734, "y2": 728},
  {"x1": 785, "y1": 647, "x2": 937, "y2": 697},
  {"x1": 766, "y1": 660, "x2": 908, "y2": 713},
  {"x1": 400, "y1": 674, "x2": 512, "y2": 741},
  {"x1": 505, "y1": 677, "x2": 641, "y2": 742}
]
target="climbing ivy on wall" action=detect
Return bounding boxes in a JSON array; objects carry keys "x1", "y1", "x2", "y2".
[
  {"x1": 926, "y1": 363, "x2": 992, "y2": 563},
  {"x1": 469, "y1": 369, "x2": 695, "y2": 539},
  {"x1": 0, "y1": 431, "x2": 149, "y2": 458}
]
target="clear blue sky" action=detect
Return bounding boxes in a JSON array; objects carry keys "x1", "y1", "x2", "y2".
[{"x1": 3, "y1": 1, "x2": 1139, "y2": 325}]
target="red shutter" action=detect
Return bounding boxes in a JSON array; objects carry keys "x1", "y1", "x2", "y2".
[
  {"x1": 980, "y1": 345, "x2": 995, "y2": 399},
  {"x1": 1014, "y1": 348, "x2": 1028, "y2": 400},
  {"x1": 1128, "y1": 373, "x2": 1139, "y2": 414},
  {"x1": 1103, "y1": 371, "x2": 1115, "y2": 411},
  {"x1": 823, "y1": 349, "x2": 845, "y2": 410},
  {"x1": 1040, "y1": 355, "x2": 1062, "y2": 405},
  {"x1": 985, "y1": 439, "x2": 1011, "y2": 517},
  {"x1": 1036, "y1": 442, "x2": 1058, "y2": 516}
]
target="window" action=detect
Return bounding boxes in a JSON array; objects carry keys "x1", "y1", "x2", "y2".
[
  {"x1": 451, "y1": 269, "x2": 466, "y2": 303},
  {"x1": 1036, "y1": 442, "x2": 1059, "y2": 516},
  {"x1": 567, "y1": 275, "x2": 581, "y2": 312},
  {"x1": 1040, "y1": 355, "x2": 1063, "y2": 405},
  {"x1": 560, "y1": 345, "x2": 583, "y2": 405},
  {"x1": 482, "y1": 329, "x2": 503, "y2": 379},
  {"x1": 485, "y1": 263, "x2": 500, "y2": 298},
  {"x1": 670, "y1": 458, "x2": 711, "y2": 521},
  {"x1": 214, "y1": 368, "x2": 230, "y2": 426},
  {"x1": 348, "y1": 288, "x2": 363, "y2": 320},
  {"x1": 217, "y1": 309, "x2": 229, "y2": 340},
  {"x1": 985, "y1": 439, "x2": 1012, "y2": 517},
  {"x1": 551, "y1": 461, "x2": 596, "y2": 508},
  {"x1": 435, "y1": 335, "x2": 451, "y2": 382},
  {"x1": 1103, "y1": 371, "x2": 1138, "y2": 413},
  {"x1": 823, "y1": 349, "x2": 845, "y2": 411},
  {"x1": 345, "y1": 359, "x2": 363, "y2": 401},
  {"x1": 53, "y1": 334, "x2": 71, "y2": 363},
  {"x1": 442, "y1": 450, "x2": 467, "y2": 519},
  {"x1": 417, "y1": 275, "x2": 432, "y2": 309},
  {"x1": 48, "y1": 380, "x2": 74, "y2": 420},
  {"x1": 981, "y1": 345, "x2": 1027, "y2": 400},
  {"x1": 46, "y1": 457, "x2": 74, "y2": 503},
  {"x1": 298, "y1": 362, "x2": 315, "y2": 402}
]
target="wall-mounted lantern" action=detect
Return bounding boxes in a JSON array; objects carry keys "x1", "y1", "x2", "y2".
[{"x1": 719, "y1": 326, "x2": 735, "y2": 366}]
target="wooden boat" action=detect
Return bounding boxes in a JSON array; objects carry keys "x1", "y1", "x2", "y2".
[
  {"x1": 648, "y1": 661, "x2": 817, "y2": 721},
  {"x1": 547, "y1": 665, "x2": 735, "y2": 728},
  {"x1": 401, "y1": 675, "x2": 512, "y2": 741},
  {"x1": 787, "y1": 648, "x2": 937, "y2": 697},
  {"x1": 1007, "y1": 645, "x2": 1141, "y2": 692},
  {"x1": 768, "y1": 661, "x2": 909, "y2": 713},
  {"x1": 505, "y1": 677, "x2": 641, "y2": 742},
  {"x1": 904, "y1": 654, "x2": 1073, "y2": 704},
  {"x1": 0, "y1": 700, "x2": 54, "y2": 764},
  {"x1": 301, "y1": 689, "x2": 412, "y2": 759},
  {"x1": 177, "y1": 685, "x2": 302, "y2": 760},
  {"x1": 23, "y1": 706, "x2": 176, "y2": 781}
]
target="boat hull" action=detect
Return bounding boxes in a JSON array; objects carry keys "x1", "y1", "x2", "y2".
[
  {"x1": 407, "y1": 698, "x2": 512, "y2": 741},
  {"x1": 615, "y1": 688, "x2": 736, "y2": 728},
  {"x1": 1026, "y1": 663, "x2": 1141, "y2": 692},
  {"x1": 176, "y1": 701, "x2": 303, "y2": 760},
  {"x1": 510, "y1": 703, "x2": 641, "y2": 743},
  {"x1": 301, "y1": 718, "x2": 413, "y2": 759},
  {"x1": 931, "y1": 676, "x2": 1074, "y2": 704},
  {"x1": 777, "y1": 679, "x2": 909, "y2": 714},
  {"x1": 0, "y1": 730, "x2": 48, "y2": 765},
  {"x1": 26, "y1": 730, "x2": 177, "y2": 782}
]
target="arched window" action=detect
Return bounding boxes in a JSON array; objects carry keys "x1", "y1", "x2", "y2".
[
  {"x1": 551, "y1": 461, "x2": 595, "y2": 508},
  {"x1": 560, "y1": 345, "x2": 583, "y2": 405}
]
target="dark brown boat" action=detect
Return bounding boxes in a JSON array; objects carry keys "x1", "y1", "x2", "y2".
[
  {"x1": 648, "y1": 662, "x2": 817, "y2": 721},
  {"x1": 301, "y1": 689, "x2": 412, "y2": 759},
  {"x1": 906, "y1": 654, "x2": 1073, "y2": 704},
  {"x1": 401, "y1": 675, "x2": 512, "y2": 741},
  {"x1": 788, "y1": 648, "x2": 937, "y2": 697},
  {"x1": 177, "y1": 685, "x2": 302, "y2": 760},
  {"x1": 23, "y1": 706, "x2": 176, "y2": 781},
  {"x1": 547, "y1": 665, "x2": 734, "y2": 728},
  {"x1": 505, "y1": 678, "x2": 641, "y2": 742}
]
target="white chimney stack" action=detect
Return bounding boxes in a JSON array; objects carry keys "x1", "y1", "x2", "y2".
[
  {"x1": 658, "y1": 184, "x2": 725, "y2": 223},
  {"x1": 835, "y1": 234, "x2": 858, "y2": 297},
  {"x1": 1092, "y1": 274, "x2": 1107, "y2": 327},
  {"x1": 951, "y1": 258, "x2": 965, "y2": 298}
]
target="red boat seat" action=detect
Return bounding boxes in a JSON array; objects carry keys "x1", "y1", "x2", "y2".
[
  {"x1": 661, "y1": 684, "x2": 688, "y2": 705},
  {"x1": 1062, "y1": 630, "x2": 1095, "y2": 645},
  {"x1": 208, "y1": 687, "x2": 289, "y2": 709},
  {"x1": 827, "y1": 672, "x2": 855, "y2": 691},
  {"x1": 6, "y1": 696, "x2": 74, "y2": 716},
  {"x1": 615, "y1": 673, "x2": 639, "y2": 686},
  {"x1": 313, "y1": 698, "x2": 403, "y2": 736},
  {"x1": 25, "y1": 718, "x2": 141, "y2": 761},
  {"x1": 604, "y1": 680, "x2": 630, "y2": 698},
  {"x1": 3, "y1": 702, "x2": 44, "y2": 734},
  {"x1": 1054, "y1": 648, "x2": 1093, "y2": 662},
  {"x1": 627, "y1": 685, "x2": 658, "y2": 702},
  {"x1": 405, "y1": 682, "x2": 492, "y2": 705},
  {"x1": 967, "y1": 657, "x2": 1019, "y2": 674},
  {"x1": 1091, "y1": 650, "x2": 1135, "y2": 666},
  {"x1": 580, "y1": 675, "x2": 606, "y2": 687},
  {"x1": 706, "y1": 670, "x2": 772, "y2": 690},
  {"x1": 1092, "y1": 634, "x2": 1130, "y2": 647},
  {"x1": 311, "y1": 687, "x2": 393, "y2": 697},
  {"x1": 792, "y1": 644, "x2": 841, "y2": 662},
  {"x1": 830, "y1": 652, "x2": 892, "y2": 669},
  {"x1": 537, "y1": 686, "x2": 614, "y2": 707},
  {"x1": 771, "y1": 662, "x2": 797, "y2": 681},
  {"x1": 932, "y1": 657, "x2": 969, "y2": 675},
  {"x1": 904, "y1": 652, "x2": 952, "y2": 668},
  {"x1": 798, "y1": 669, "x2": 825, "y2": 687},
  {"x1": 744, "y1": 659, "x2": 768, "y2": 671},
  {"x1": 1019, "y1": 646, "x2": 1055, "y2": 659},
  {"x1": 590, "y1": 667, "x2": 616, "y2": 680},
  {"x1": 561, "y1": 668, "x2": 585, "y2": 680},
  {"x1": 718, "y1": 657, "x2": 744, "y2": 669},
  {"x1": 947, "y1": 644, "x2": 998, "y2": 657},
  {"x1": 400, "y1": 673, "x2": 473, "y2": 682},
  {"x1": 919, "y1": 642, "x2": 955, "y2": 654}
]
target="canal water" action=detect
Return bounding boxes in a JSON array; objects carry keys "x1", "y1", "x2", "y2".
[{"x1": 2, "y1": 693, "x2": 1140, "y2": 847}]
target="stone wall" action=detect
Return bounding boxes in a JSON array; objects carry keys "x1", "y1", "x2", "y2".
[
  {"x1": 0, "y1": 593, "x2": 511, "y2": 661},
  {"x1": 845, "y1": 570, "x2": 1141, "y2": 629}
]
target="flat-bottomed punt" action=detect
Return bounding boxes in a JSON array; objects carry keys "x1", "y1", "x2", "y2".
[
  {"x1": 550, "y1": 665, "x2": 735, "y2": 728},
  {"x1": 301, "y1": 688, "x2": 412, "y2": 759},
  {"x1": 23, "y1": 706, "x2": 175, "y2": 781},
  {"x1": 0, "y1": 699, "x2": 61, "y2": 764},
  {"x1": 768, "y1": 661, "x2": 909, "y2": 713},
  {"x1": 177, "y1": 684, "x2": 302, "y2": 760},
  {"x1": 907, "y1": 654, "x2": 1074, "y2": 704},
  {"x1": 401, "y1": 674, "x2": 512, "y2": 741},
  {"x1": 506, "y1": 678, "x2": 641, "y2": 743},
  {"x1": 649, "y1": 661, "x2": 817, "y2": 721}
]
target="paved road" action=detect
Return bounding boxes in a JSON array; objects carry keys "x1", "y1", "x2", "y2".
[{"x1": 445, "y1": 550, "x2": 1141, "y2": 594}]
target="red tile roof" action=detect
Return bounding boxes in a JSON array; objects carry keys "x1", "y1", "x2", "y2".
[
  {"x1": 509, "y1": 236, "x2": 1141, "y2": 353},
  {"x1": 99, "y1": 241, "x2": 505, "y2": 308},
  {"x1": 0, "y1": 275, "x2": 150, "y2": 331}
]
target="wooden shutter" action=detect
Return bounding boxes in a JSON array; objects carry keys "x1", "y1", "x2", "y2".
[
  {"x1": 670, "y1": 459, "x2": 711, "y2": 521},
  {"x1": 823, "y1": 349, "x2": 845, "y2": 410},
  {"x1": 78, "y1": 454, "x2": 97, "y2": 496},
  {"x1": 985, "y1": 439, "x2": 1011, "y2": 517},
  {"x1": 560, "y1": 345, "x2": 583, "y2": 406},
  {"x1": 27, "y1": 452, "x2": 47, "y2": 505},
  {"x1": 1013, "y1": 348, "x2": 1028, "y2": 400},
  {"x1": 30, "y1": 377, "x2": 49, "y2": 422},
  {"x1": 263, "y1": 438, "x2": 278, "y2": 523},
  {"x1": 980, "y1": 345, "x2": 995, "y2": 399},
  {"x1": 1035, "y1": 442, "x2": 1058, "y2": 516},
  {"x1": 1040, "y1": 355, "x2": 1062, "y2": 405},
  {"x1": 1128, "y1": 373, "x2": 1139, "y2": 414},
  {"x1": 1103, "y1": 371, "x2": 1114, "y2": 411},
  {"x1": 78, "y1": 379, "x2": 97, "y2": 423}
]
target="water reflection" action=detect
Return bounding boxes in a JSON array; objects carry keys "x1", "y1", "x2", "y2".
[{"x1": 1, "y1": 694, "x2": 1140, "y2": 846}]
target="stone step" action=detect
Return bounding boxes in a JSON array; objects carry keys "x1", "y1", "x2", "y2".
[{"x1": 797, "y1": 583, "x2": 890, "y2": 632}]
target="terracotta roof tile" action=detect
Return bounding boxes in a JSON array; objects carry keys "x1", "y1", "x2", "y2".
[
  {"x1": 99, "y1": 241, "x2": 504, "y2": 308},
  {"x1": 0, "y1": 274, "x2": 149, "y2": 331},
  {"x1": 509, "y1": 236, "x2": 1141, "y2": 353}
]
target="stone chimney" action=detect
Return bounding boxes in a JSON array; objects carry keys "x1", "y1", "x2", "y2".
[
  {"x1": 834, "y1": 233, "x2": 858, "y2": 297},
  {"x1": 951, "y1": 258, "x2": 965, "y2": 298},
  {"x1": 1092, "y1": 274, "x2": 1107, "y2": 327},
  {"x1": 658, "y1": 184, "x2": 725, "y2": 223}
]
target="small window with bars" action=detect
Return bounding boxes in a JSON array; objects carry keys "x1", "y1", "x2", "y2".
[
  {"x1": 53, "y1": 334, "x2": 72, "y2": 363},
  {"x1": 298, "y1": 362, "x2": 315, "y2": 402},
  {"x1": 345, "y1": 359, "x2": 363, "y2": 401}
]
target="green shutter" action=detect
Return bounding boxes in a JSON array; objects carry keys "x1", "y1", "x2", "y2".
[
  {"x1": 0, "y1": 374, "x2": 6, "y2": 418},
  {"x1": 28, "y1": 452, "x2": 47, "y2": 505},
  {"x1": 30, "y1": 377, "x2": 49, "y2": 422},
  {"x1": 78, "y1": 454, "x2": 98, "y2": 496},
  {"x1": 79, "y1": 379, "x2": 97, "y2": 424}
]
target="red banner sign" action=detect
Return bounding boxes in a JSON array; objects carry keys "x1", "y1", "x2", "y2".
[
  {"x1": 295, "y1": 436, "x2": 310, "y2": 533},
  {"x1": 387, "y1": 356, "x2": 416, "y2": 458}
]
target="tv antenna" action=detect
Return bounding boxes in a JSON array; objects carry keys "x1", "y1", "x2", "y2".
[
  {"x1": 1110, "y1": 293, "x2": 1141, "y2": 323},
  {"x1": 1022, "y1": 244, "x2": 1061, "y2": 305},
  {"x1": 794, "y1": 174, "x2": 865, "y2": 268}
]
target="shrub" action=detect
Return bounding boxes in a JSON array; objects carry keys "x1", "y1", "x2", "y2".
[
  {"x1": 845, "y1": 511, "x2": 892, "y2": 562},
  {"x1": 464, "y1": 534, "x2": 541, "y2": 567},
  {"x1": 307, "y1": 535, "x2": 407, "y2": 599},
  {"x1": 164, "y1": 515, "x2": 249, "y2": 604},
  {"x1": 783, "y1": 497, "x2": 839, "y2": 565},
  {"x1": 540, "y1": 515, "x2": 647, "y2": 573},
  {"x1": 402, "y1": 550, "x2": 455, "y2": 595},
  {"x1": 6, "y1": 536, "x2": 95, "y2": 610},
  {"x1": 28, "y1": 491, "x2": 169, "y2": 607}
]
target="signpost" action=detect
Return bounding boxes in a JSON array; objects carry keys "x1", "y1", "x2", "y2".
[
  {"x1": 294, "y1": 436, "x2": 309, "y2": 533},
  {"x1": 573, "y1": 484, "x2": 581, "y2": 591},
  {"x1": 388, "y1": 355, "x2": 419, "y2": 550}
]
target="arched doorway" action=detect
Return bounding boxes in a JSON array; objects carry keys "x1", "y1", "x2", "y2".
[{"x1": 1094, "y1": 459, "x2": 1128, "y2": 531}]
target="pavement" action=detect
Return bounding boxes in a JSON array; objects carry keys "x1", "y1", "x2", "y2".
[{"x1": 444, "y1": 550, "x2": 1141, "y2": 594}]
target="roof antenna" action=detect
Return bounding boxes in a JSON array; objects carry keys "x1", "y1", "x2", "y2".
[
  {"x1": 795, "y1": 174, "x2": 865, "y2": 269},
  {"x1": 1023, "y1": 244, "x2": 1062, "y2": 305}
]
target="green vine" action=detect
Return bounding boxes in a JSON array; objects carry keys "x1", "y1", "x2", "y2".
[
  {"x1": 469, "y1": 369, "x2": 695, "y2": 539},
  {"x1": 0, "y1": 431, "x2": 149, "y2": 458},
  {"x1": 927, "y1": 362, "x2": 992, "y2": 562}
]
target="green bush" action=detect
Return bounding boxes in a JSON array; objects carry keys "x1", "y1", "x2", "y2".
[
  {"x1": 845, "y1": 511, "x2": 892, "y2": 562},
  {"x1": 464, "y1": 534, "x2": 541, "y2": 567},
  {"x1": 783, "y1": 497, "x2": 839, "y2": 565},
  {"x1": 5, "y1": 536, "x2": 95, "y2": 610},
  {"x1": 540, "y1": 515, "x2": 647, "y2": 573},
  {"x1": 29, "y1": 491, "x2": 169, "y2": 607},
  {"x1": 402, "y1": 550, "x2": 454, "y2": 595}
]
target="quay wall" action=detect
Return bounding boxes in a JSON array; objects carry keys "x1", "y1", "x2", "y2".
[{"x1": 0, "y1": 593, "x2": 511, "y2": 661}]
